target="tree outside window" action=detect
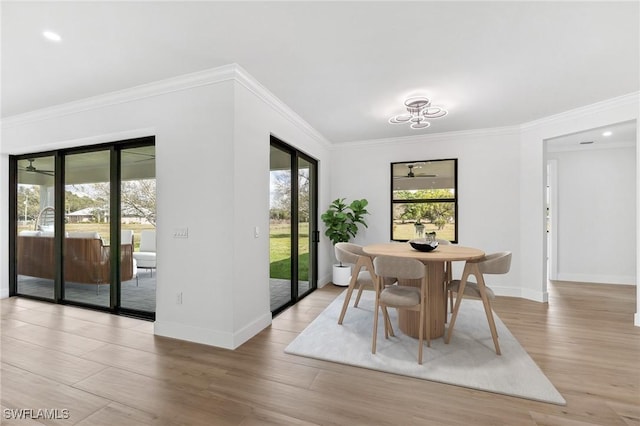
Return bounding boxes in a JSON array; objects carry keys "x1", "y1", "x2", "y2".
[{"x1": 391, "y1": 159, "x2": 458, "y2": 242}]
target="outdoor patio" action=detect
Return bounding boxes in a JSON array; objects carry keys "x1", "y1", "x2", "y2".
[{"x1": 17, "y1": 274, "x2": 309, "y2": 315}]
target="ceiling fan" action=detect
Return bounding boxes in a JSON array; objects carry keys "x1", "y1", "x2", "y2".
[
  {"x1": 126, "y1": 151, "x2": 156, "y2": 163},
  {"x1": 21, "y1": 159, "x2": 54, "y2": 176},
  {"x1": 394, "y1": 163, "x2": 437, "y2": 179}
]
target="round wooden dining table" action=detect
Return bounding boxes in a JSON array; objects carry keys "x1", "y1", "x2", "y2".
[{"x1": 363, "y1": 242, "x2": 485, "y2": 339}]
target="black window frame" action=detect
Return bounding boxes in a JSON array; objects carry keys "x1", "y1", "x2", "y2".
[{"x1": 390, "y1": 158, "x2": 458, "y2": 243}]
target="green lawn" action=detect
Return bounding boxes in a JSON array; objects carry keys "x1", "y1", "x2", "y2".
[
  {"x1": 392, "y1": 222, "x2": 456, "y2": 241},
  {"x1": 270, "y1": 222, "x2": 310, "y2": 280}
]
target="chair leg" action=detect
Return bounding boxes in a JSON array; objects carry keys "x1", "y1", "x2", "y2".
[
  {"x1": 445, "y1": 264, "x2": 472, "y2": 344},
  {"x1": 444, "y1": 283, "x2": 448, "y2": 323},
  {"x1": 372, "y1": 289, "x2": 380, "y2": 355},
  {"x1": 477, "y1": 274, "x2": 501, "y2": 355},
  {"x1": 354, "y1": 282, "x2": 365, "y2": 307},
  {"x1": 443, "y1": 261, "x2": 452, "y2": 323},
  {"x1": 418, "y1": 303, "x2": 424, "y2": 364},
  {"x1": 382, "y1": 306, "x2": 394, "y2": 338},
  {"x1": 338, "y1": 261, "x2": 363, "y2": 325},
  {"x1": 424, "y1": 275, "x2": 431, "y2": 348},
  {"x1": 385, "y1": 308, "x2": 395, "y2": 337}
]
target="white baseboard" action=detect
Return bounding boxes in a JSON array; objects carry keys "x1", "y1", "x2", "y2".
[
  {"x1": 232, "y1": 313, "x2": 272, "y2": 349},
  {"x1": 318, "y1": 273, "x2": 332, "y2": 288},
  {"x1": 491, "y1": 286, "x2": 523, "y2": 298},
  {"x1": 520, "y1": 287, "x2": 549, "y2": 303},
  {"x1": 154, "y1": 320, "x2": 235, "y2": 349},
  {"x1": 635, "y1": 312, "x2": 640, "y2": 327},
  {"x1": 490, "y1": 285, "x2": 548, "y2": 303},
  {"x1": 0, "y1": 287, "x2": 9, "y2": 299},
  {"x1": 155, "y1": 312, "x2": 271, "y2": 350},
  {"x1": 556, "y1": 273, "x2": 635, "y2": 285}
]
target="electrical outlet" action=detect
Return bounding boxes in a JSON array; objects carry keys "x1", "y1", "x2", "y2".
[
  {"x1": 254, "y1": 226, "x2": 260, "y2": 238},
  {"x1": 176, "y1": 292, "x2": 182, "y2": 304}
]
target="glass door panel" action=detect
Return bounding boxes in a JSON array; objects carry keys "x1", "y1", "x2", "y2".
[
  {"x1": 269, "y1": 145, "x2": 293, "y2": 312},
  {"x1": 297, "y1": 157, "x2": 315, "y2": 298},
  {"x1": 120, "y1": 146, "x2": 156, "y2": 313},
  {"x1": 16, "y1": 156, "x2": 56, "y2": 299},
  {"x1": 63, "y1": 150, "x2": 111, "y2": 307}
]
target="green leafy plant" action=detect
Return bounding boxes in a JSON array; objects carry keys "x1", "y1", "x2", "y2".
[{"x1": 321, "y1": 198, "x2": 370, "y2": 249}]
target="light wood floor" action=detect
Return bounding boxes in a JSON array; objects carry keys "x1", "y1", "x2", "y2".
[{"x1": 1, "y1": 281, "x2": 639, "y2": 425}]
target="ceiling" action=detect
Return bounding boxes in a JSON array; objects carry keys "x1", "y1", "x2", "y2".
[
  {"x1": 546, "y1": 120, "x2": 637, "y2": 151},
  {"x1": 2, "y1": 2, "x2": 638, "y2": 144}
]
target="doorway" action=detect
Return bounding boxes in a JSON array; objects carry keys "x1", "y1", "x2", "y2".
[
  {"x1": 544, "y1": 120, "x2": 636, "y2": 287},
  {"x1": 269, "y1": 136, "x2": 318, "y2": 315}
]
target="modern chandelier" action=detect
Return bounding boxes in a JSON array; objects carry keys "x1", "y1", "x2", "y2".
[{"x1": 389, "y1": 96, "x2": 448, "y2": 129}]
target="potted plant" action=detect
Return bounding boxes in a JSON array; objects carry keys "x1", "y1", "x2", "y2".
[{"x1": 321, "y1": 198, "x2": 370, "y2": 286}]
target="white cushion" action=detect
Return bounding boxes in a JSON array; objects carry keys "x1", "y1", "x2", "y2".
[
  {"x1": 133, "y1": 251, "x2": 156, "y2": 268},
  {"x1": 19, "y1": 230, "x2": 41, "y2": 236}
]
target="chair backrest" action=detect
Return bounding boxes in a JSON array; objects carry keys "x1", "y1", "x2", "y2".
[
  {"x1": 334, "y1": 242, "x2": 366, "y2": 264},
  {"x1": 373, "y1": 256, "x2": 425, "y2": 280},
  {"x1": 121, "y1": 229, "x2": 134, "y2": 245},
  {"x1": 139, "y1": 230, "x2": 156, "y2": 253},
  {"x1": 476, "y1": 251, "x2": 512, "y2": 275},
  {"x1": 35, "y1": 206, "x2": 55, "y2": 231}
]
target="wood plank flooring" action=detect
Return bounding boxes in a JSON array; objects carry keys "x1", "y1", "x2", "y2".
[{"x1": 1, "y1": 281, "x2": 639, "y2": 425}]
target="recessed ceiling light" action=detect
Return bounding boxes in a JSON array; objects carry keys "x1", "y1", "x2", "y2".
[
  {"x1": 43, "y1": 31, "x2": 62, "y2": 42},
  {"x1": 602, "y1": 131, "x2": 613, "y2": 137}
]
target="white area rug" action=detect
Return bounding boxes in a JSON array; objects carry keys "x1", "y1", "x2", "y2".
[{"x1": 285, "y1": 290, "x2": 565, "y2": 405}]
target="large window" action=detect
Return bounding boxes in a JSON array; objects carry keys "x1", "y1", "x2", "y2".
[{"x1": 390, "y1": 159, "x2": 458, "y2": 242}]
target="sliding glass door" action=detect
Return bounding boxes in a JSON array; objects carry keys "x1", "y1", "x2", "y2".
[
  {"x1": 63, "y1": 150, "x2": 112, "y2": 307},
  {"x1": 15, "y1": 156, "x2": 56, "y2": 300},
  {"x1": 10, "y1": 137, "x2": 156, "y2": 319},
  {"x1": 120, "y1": 145, "x2": 156, "y2": 313},
  {"x1": 269, "y1": 136, "x2": 318, "y2": 314}
]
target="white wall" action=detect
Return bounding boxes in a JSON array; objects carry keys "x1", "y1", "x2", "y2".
[
  {"x1": 329, "y1": 128, "x2": 523, "y2": 297},
  {"x1": 547, "y1": 146, "x2": 636, "y2": 284},
  {"x1": 231, "y1": 77, "x2": 332, "y2": 340},
  {"x1": 0, "y1": 65, "x2": 332, "y2": 348}
]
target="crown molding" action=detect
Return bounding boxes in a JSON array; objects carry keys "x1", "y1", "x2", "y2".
[
  {"x1": 1, "y1": 65, "x2": 239, "y2": 128},
  {"x1": 520, "y1": 91, "x2": 640, "y2": 131},
  {"x1": 1, "y1": 64, "x2": 332, "y2": 149},
  {"x1": 233, "y1": 65, "x2": 332, "y2": 148},
  {"x1": 333, "y1": 125, "x2": 521, "y2": 150}
]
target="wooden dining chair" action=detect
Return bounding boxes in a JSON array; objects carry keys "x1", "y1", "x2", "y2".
[
  {"x1": 445, "y1": 251, "x2": 512, "y2": 355},
  {"x1": 372, "y1": 255, "x2": 430, "y2": 364},
  {"x1": 335, "y1": 243, "x2": 379, "y2": 325}
]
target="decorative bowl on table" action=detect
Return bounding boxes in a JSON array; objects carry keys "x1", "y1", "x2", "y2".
[{"x1": 408, "y1": 238, "x2": 439, "y2": 252}]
